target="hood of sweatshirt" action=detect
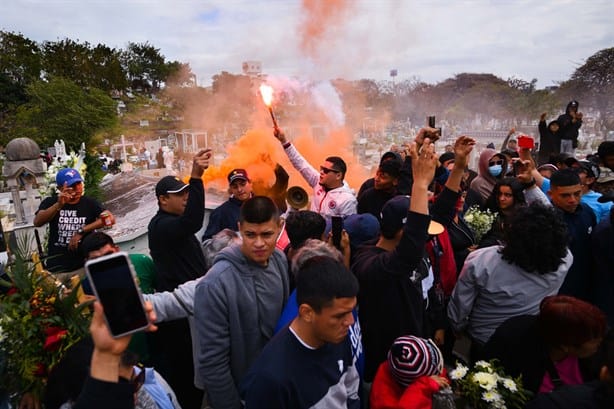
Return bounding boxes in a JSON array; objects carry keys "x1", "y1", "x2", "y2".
[
  {"x1": 566, "y1": 100, "x2": 579, "y2": 114},
  {"x1": 477, "y1": 149, "x2": 507, "y2": 180}
]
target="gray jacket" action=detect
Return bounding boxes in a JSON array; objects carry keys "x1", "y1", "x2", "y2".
[
  {"x1": 144, "y1": 279, "x2": 202, "y2": 387},
  {"x1": 194, "y1": 244, "x2": 289, "y2": 409},
  {"x1": 448, "y1": 245, "x2": 572, "y2": 344}
]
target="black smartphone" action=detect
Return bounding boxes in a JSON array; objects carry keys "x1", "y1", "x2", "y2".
[
  {"x1": 426, "y1": 115, "x2": 442, "y2": 142},
  {"x1": 332, "y1": 216, "x2": 343, "y2": 249},
  {"x1": 85, "y1": 252, "x2": 149, "y2": 338}
]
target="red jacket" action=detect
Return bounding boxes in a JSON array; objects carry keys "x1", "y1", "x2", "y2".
[
  {"x1": 425, "y1": 229, "x2": 458, "y2": 297},
  {"x1": 370, "y1": 361, "x2": 447, "y2": 409}
]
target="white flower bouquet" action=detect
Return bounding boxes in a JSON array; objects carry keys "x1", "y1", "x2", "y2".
[
  {"x1": 463, "y1": 206, "x2": 497, "y2": 243},
  {"x1": 450, "y1": 360, "x2": 531, "y2": 409}
]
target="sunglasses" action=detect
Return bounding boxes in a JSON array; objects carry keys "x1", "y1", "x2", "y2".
[
  {"x1": 488, "y1": 160, "x2": 503, "y2": 166},
  {"x1": 320, "y1": 166, "x2": 340, "y2": 174}
]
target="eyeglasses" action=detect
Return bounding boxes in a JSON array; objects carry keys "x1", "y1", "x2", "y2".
[
  {"x1": 488, "y1": 160, "x2": 503, "y2": 166},
  {"x1": 320, "y1": 166, "x2": 340, "y2": 174}
]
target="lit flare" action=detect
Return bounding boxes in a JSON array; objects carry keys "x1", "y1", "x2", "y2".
[
  {"x1": 259, "y1": 84, "x2": 274, "y2": 107},
  {"x1": 259, "y1": 84, "x2": 279, "y2": 130}
]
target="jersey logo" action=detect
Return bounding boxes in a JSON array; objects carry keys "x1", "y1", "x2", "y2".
[
  {"x1": 328, "y1": 200, "x2": 337, "y2": 209},
  {"x1": 338, "y1": 360, "x2": 344, "y2": 373}
]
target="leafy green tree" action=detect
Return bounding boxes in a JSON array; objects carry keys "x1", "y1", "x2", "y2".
[
  {"x1": 165, "y1": 61, "x2": 196, "y2": 87},
  {"x1": 83, "y1": 152, "x2": 106, "y2": 202},
  {"x1": 12, "y1": 77, "x2": 118, "y2": 151},
  {"x1": 0, "y1": 31, "x2": 42, "y2": 85},
  {"x1": 559, "y1": 47, "x2": 614, "y2": 134},
  {"x1": 41, "y1": 39, "x2": 91, "y2": 86},
  {"x1": 86, "y1": 43, "x2": 128, "y2": 91},
  {"x1": 0, "y1": 31, "x2": 42, "y2": 136},
  {"x1": 123, "y1": 42, "x2": 167, "y2": 91}
]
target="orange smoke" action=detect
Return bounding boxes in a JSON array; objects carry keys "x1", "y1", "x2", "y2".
[
  {"x1": 200, "y1": 125, "x2": 368, "y2": 197},
  {"x1": 300, "y1": 0, "x2": 352, "y2": 60}
]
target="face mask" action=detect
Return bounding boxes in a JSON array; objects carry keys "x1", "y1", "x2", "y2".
[{"x1": 488, "y1": 164, "x2": 502, "y2": 177}]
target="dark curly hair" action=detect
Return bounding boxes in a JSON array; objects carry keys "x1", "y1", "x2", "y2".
[
  {"x1": 500, "y1": 204, "x2": 568, "y2": 274},
  {"x1": 484, "y1": 177, "x2": 526, "y2": 213}
]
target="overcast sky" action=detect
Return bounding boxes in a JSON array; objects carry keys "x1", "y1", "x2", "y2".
[{"x1": 3, "y1": 0, "x2": 613, "y2": 89}]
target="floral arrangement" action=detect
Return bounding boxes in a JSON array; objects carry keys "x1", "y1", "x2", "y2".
[
  {"x1": 463, "y1": 205, "x2": 497, "y2": 242},
  {"x1": 39, "y1": 150, "x2": 87, "y2": 198},
  {"x1": 0, "y1": 237, "x2": 91, "y2": 404},
  {"x1": 450, "y1": 360, "x2": 531, "y2": 409}
]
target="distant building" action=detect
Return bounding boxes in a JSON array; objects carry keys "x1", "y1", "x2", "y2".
[{"x1": 242, "y1": 61, "x2": 262, "y2": 77}]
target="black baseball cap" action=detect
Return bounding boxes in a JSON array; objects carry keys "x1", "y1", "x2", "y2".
[{"x1": 155, "y1": 176, "x2": 189, "y2": 197}]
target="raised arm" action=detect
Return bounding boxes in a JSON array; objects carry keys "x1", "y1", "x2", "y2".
[{"x1": 274, "y1": 128, "x2": 319, "y2": 187}]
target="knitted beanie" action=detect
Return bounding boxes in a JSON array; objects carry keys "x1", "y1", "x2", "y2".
[{"x1": 387, "y1": 335, "x2": 444, "y2": 387}]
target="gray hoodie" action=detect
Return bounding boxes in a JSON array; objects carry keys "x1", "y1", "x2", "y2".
[{"x1": 193, "y1": 244, "x2": 289, "y2": 409}]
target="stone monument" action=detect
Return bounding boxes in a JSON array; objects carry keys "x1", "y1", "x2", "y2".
[{"x1": 2, "y1": 138, "x2": 47, "y2": 225}]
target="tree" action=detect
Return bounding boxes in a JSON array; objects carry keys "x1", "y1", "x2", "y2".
[
  {"x1": 0, "y1": 31, "x2": 42, "y2": 129},
  {"x1": 41, "y1": 39, "x2": 92, "y2": 86},
  {"x1": 123, "y1": 42, "x2": 167, "y2": 91},
  {"x1": 559, "y1": 47, "x2": 614, "y2": 134},
  {"x1": 42, "y1": 39, "x2": 127, "y2": 91},
  {"x1": 87, "y1": 43, "x2": 128, "y2": 91},
  {"x1": 12, "y1": 77, "x2": 118, "y2": 150},
  {"x1": 165, "y1": 61, "x2": 196, "y2": 87},
  {"x1": 0, "y1": 31, "x2": 42, "y2": 85}
]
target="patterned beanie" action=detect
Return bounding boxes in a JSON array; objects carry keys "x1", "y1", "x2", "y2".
[{"x1": 387, "y1": 335, "x2": 444, "y2": 387}]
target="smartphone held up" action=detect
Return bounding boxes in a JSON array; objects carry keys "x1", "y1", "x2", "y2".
[
  {"x1": 85, "y1": 252, "x2": 150, "y2": 338},
  {"x1": 426, "y1": 116, "x2": 442, "y2": 142}
]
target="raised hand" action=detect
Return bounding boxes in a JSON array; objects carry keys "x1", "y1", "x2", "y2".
[
  {"x1": 273, "y1": 127, "x2": 287, "y2": 144},
  {"x1": 410, "y1": 137, "x2": 438, "y2": 187},
  {"x1": 191, "y1": 148, "x2": 212, "y2": 178},
  {"x1": 453, "y1": 136, "x2": 476, "y2": 167}
]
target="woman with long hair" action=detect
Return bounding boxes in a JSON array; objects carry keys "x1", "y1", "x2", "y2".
[{"x1": 478, "y1": 177, "x2": 526, "y2": 248}]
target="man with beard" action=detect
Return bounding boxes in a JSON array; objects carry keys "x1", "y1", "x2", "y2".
[{"x1": 273, "y1": 128, "x2": 357, "y2": 219}]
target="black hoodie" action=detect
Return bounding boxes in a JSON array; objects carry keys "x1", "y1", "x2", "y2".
[{"x1": 557, "y1": 100, "x2": 582, "y2": 144}]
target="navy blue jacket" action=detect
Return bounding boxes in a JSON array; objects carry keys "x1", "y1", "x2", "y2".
[
  {"x1": 557, "y1": 203, "x2": 596, "y2": 302},
  {"x1": 202, "y1": 196, "x2": 243, "y2": 240}
]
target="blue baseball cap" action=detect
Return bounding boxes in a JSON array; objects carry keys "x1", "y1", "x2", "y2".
[{"x1": 56, "y1": 168, "x2": 83, "y2": 186}]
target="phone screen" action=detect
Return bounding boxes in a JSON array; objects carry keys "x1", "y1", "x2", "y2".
[
  {"x1": 85, "y1": 252, "x2": 149, "y2": 338},
  {"x1": 332, "y1": 216, "x2": 343, "y2": 249}
]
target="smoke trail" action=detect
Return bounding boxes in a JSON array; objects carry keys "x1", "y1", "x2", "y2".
[
  {"x1": 311, "y1": 81, "x2": 345, "y2": 127},
  {"x1": 299, "y1": 0, "x2": 352, "y2": 62}
]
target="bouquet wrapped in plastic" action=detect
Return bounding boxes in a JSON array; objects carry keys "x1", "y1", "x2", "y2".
[{"x1": 463, "y1": 206, "x2": 497, "y2": 243}]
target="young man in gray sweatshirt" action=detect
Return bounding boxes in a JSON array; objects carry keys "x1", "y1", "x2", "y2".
[{"x1": 193, "y1": 196, "x2": 289, "y2": 409}]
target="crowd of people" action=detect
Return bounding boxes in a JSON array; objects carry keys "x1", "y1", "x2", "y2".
[{"x1": 13, "y1": 100, "x2": 614, "y2": 408}]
